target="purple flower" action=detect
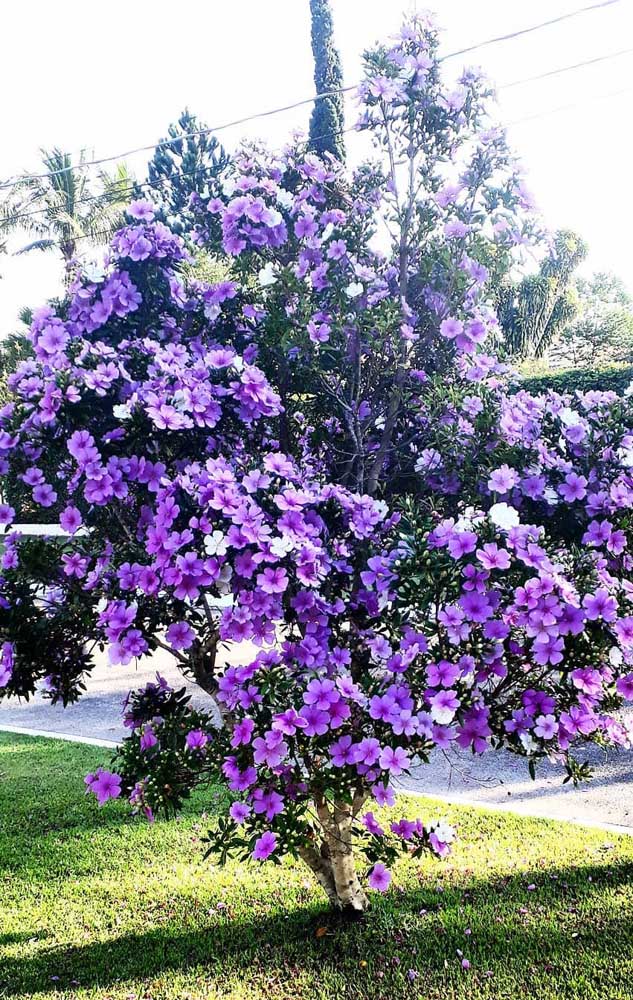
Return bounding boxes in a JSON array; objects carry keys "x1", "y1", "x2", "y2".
[
  {"x1": 534, "y1": 714, "x2": 557, "y2": 739},
  {"x1": 0, "y1": 642, "x2": 14, "y2": 688},
  {"x1": 379, "y1": 745, "x2": 410, "y2": 776},
  {"x1": 615, "y1": 617, "x2": 633, "y2": 649},
  {"x1": 33, "y1": 484, "x2": 57, "y2": 507},
  {"x1": 457, "y1": 707, "x2": 491, "y2": 753},
  {"x1": 231, "y1": 717, "x2": 255, "y2": 747},
  {"x1": 299, "y1": 705, "x2": 330, "y2": 736},
  {"x1": 256, "y1": 566, "x2": 288, "y2": 594},
  {"x1": 252, "y1": 831, "x2": 277, "y2": 860},
  {"x1": 559, "y1": 472, "x2": 587, "y2": 502},
  {"x1": 59, "y1": 506, "x2": 82, "y2": 534},
  {"x1": 185, "y1": 729, "x2": 209, "y2": 751},
  {"x1": 488, "y1": 465, "x2": 519, "y2": 494},
  {"x1": 616, "y1": 673, "x2": 633, "y2": 699},
  {"x1": 253, "y1": 731, "x2": 288, "y2": 768},
  {"x1": 329, "y1": 735, "x2": 358, "y2": 767},
  {"x1": 85, "y1": 768, "x2": 121, "y2": 806},
  {"x1": 127, "y1": 199, "x2": 156, "y2": 221},
  {"x1": 140, "y1": 724, "x2": 158, "y2": 752},
  {"x1": 583, "y1": 588, "x2": 618, "y2": 623},
  {"x1": 477, "y1": 543, "x2": 511, "y2": 571},
  {"x1": 230, "y1": 801, "x2": 251, "y2": 825},
  {"x1": 368, "y1": 862, "x2": 392, "y2": 892},
  {"x1": 166, "y1": 620, "x2": 195, "y2": 651}
]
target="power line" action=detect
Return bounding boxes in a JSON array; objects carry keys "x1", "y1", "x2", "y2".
[
  {"x1": 10, "y1": 77, "x2": 632, "y2": 258},
  {"x1": 507, "y1": 82, "x2": 633, "y2": 126},
  {"x1": 3, "y1": 38, "x2": 631, "y2": 235},
  {"x1": 498, "y1": 45, "x2": 633, "y2": 90},
  {"x1": 0, "y1": 89, "x2": 357, "y2": 193},
  {"x1": 443, "y1": 0, "x2": 621, "y2": 59},
  {"x1": 5, "y1": 35, "x2": 631, "y2": 233},
  {"x1": 4, "y1": 125, "x2": 360, "y2": 254},
  {"x1": 0, "y1": 0, "x2": 622, "y2": 194}
]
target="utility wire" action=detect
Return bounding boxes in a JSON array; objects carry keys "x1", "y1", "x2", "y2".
[
  {"x1": 10, "y1": 74, "x2": 633, "y2": 257},
  {"x1": 507, "y1": 82, "x2": 633, "y2": 125},
  {"x1": 0, "y1": 0, "x2": 622, "y2": 193},
  {"x1": 499, "y1": 45, "x2": 633, "y2": 89},
  {"x1": 4, "y1": 36, "x2": 631, "y2": 233},
  {"x1": 443, "y1": 0, "x2": 621, "y2": 59}
]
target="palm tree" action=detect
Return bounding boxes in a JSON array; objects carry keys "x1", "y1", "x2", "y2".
[{"x1": 0, "y1": 148, "x2": 133, "y2": 279}]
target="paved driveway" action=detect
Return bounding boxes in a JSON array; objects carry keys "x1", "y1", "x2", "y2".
[{"x1": 2, "y1": 648, "x2": 632, "y2": 831}]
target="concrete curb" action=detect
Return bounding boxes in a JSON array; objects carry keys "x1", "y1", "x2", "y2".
[
  {"x1": 2, "y1": 724, "x2": 632, "y2": 836},
  {"x1": 401, "y1": 785, "x2": 633, "y2": 836},
  {"x1": 0, "y1": 724, "x2": 119, "y2": 749}
]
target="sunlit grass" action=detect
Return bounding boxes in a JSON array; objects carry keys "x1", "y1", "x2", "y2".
[{"x1": 1, "y1": 733, "x2": 632, "y2": 999}]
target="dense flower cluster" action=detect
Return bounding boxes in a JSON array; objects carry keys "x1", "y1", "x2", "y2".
[{"x1": 2, "y1": 15, "x2": 633, "y2": 913}]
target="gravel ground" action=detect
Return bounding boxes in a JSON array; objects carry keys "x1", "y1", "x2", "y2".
[{"x1": 2, "y1": 647, "x2": 632, "y2": 831}]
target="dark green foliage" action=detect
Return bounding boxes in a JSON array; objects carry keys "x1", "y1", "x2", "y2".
[
  {"x1": 497, "y1": 230, "x2": 588, "y2": 359},
  {"x1": 515, "y1": 363, "x2": 633, "y2": 396},
  {"x1": 308, "y1": 0, "x2": 346, "y2": 161},
  {"x1": 143, "y1": 110, "x2": 229, "y2": 233}
]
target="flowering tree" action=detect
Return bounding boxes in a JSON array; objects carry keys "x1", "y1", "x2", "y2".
[{"x1": 2, "y1": 15, "x2": 633, "y2": 916}]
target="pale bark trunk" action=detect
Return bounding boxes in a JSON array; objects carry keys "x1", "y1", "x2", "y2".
[
  {"x1": 302, "y1": 796, "x2": 369, "y2": 915},
  {"x1": 298, "y1": 843, "x2": 339, "y2": 908}
]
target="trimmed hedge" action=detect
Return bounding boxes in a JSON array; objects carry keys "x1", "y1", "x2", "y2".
[{"x1": 514, "y1": 364, "x2": 633, "y2": 396}]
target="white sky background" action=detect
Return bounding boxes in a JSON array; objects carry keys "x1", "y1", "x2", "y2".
[{"x1": 0, "y1": 0, "x2": 632, "y2": 331}]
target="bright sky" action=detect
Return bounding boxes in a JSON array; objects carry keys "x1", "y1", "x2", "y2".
[{"x1": 1, "y1": 0, "x2": 632, "y2": 331}]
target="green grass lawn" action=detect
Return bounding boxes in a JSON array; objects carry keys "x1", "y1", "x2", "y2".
[{"x1": 1, "y1": 734, "x2": 633, "y2": 1000}]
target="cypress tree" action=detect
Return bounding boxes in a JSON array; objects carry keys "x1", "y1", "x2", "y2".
[{"x1": 308, "y1": 0, "x2": 346, "y2": 161}]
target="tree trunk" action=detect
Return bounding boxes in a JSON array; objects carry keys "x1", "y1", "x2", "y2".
[{"x1": 302, "y1": 797, "x2": 370, "y2": 915}]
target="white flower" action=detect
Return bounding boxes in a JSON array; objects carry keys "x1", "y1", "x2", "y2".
[
  {"x1": 276, "y1": 188, "x2": 294, "y2": 209},
  {"x1": 431, "y1": 820, "x2": 456, "y2": 844},
  {"x1": 543, "y1": 486, "x2": 559, "y2": 506},
  {"x1": 265, "y1": 207, "x2": 283, "y2": 227},
  {"x1": 415, "y1": 448, "x2": 442, "y2": 473},
  {"x1": 269, "y1": 535, "x2": 294, "y2": 557},
  {"x1": 222, "y1": 176, "x2": 236, "y2": 197},
  {"x1": 430, "y1": 703, "x2": 456, "y2": 725},
  {"x1": 519, "y1": 733, "x2": 538, "y2": 754},
  {"x1": 455, "y1": 507, "x2": 485, "y2": 531},
  {"x1": 618, "y1": 446, "x2": 633, "y2": 468},
  {"x1": 258, "y1": 262, "x2": 278, "y2": 287},
  {"x1": 204, "y1": 531, "x2": 228, "y2": 557},
  {"x1": 374, "y1": 500, "x2": 389, "y2": 521},
  {"x1": 204, "y1": 302, "x2": 221, "y2": 321},
  {"x1": 609, "y1": 645, "x2": 624, "y2": 667},
  {"x1": 170, "y1": 390, "x2": 189, "y2": 413},
  {"x1": 321, "y1": 222, "x2": 335, "y2": 242},
  {"x1": 624, "y1": 380, "x2": 633, "y2": 398},
  {"x1": 488, "y1": 502, "x2": 520, "y2": 531},
  {"x1": 345, "y1": 281, "x2": 364, "y2": 298},
  {"x1": 83, "y1": 258, "x2": 107, "y2": 283},
  {"x1": 112, "y1": 403, "x2": 132, "y2": 420},
  {"x1": 559, "y1": 406, "x2": 581, "y2": 427}
]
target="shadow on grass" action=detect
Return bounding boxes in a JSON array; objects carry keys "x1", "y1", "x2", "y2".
[{"x1": 2, "y1": 860, "x2": 633, "y2": 997}]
